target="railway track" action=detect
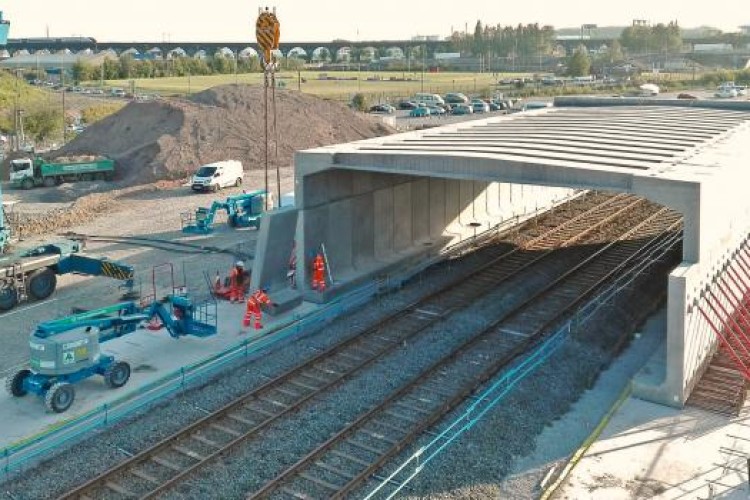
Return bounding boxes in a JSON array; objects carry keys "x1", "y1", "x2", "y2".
[
  {"x1": 249, "y1": 208, "x2": 683, "y2": 499},
  {"x1": 57, "y1": 193, "x2": 668, "y2": 499}
]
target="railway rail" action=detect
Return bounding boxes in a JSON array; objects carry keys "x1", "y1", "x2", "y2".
[
  {"x1": 57, "y1": 193, "x2": 672, "y2": 499},
  {"x1": 249, "y1": 208, "x2": 682, "y2": 499}
]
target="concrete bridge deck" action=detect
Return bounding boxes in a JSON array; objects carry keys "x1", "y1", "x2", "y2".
[{"x1": 250, "y1": 97, "x2": 750, "y2": 408}]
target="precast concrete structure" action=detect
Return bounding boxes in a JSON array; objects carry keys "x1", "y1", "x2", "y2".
[{"x1": 253, "y1": 97, "x2": 750, "y2": 408}]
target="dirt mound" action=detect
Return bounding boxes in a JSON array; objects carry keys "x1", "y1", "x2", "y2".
[{"x1": 57, "y1": 85, "x2": 394, "y2": 185}]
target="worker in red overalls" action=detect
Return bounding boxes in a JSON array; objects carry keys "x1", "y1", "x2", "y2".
[
  {"x1": 311, "y1": 252, "x2": 326, "y2": 292},
  {"x1": 243, "y1": 289, "x2": 272, "y2": 329},
  {"x1": 229, "y1": 261, "x2": 248, "y2": 303}
]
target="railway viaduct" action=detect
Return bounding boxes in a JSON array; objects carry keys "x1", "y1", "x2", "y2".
[{"x1": 252, "y1": 98, "x2": 750, "y2": 408}]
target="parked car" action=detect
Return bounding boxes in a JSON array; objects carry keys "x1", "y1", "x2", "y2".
[
  {"x1": 409, "y1": 107, "x2": 431, "y2": 117},
  {"x1": 522, "y1": 101, "x2": 552, "y2": 111},
  {"x1": 368, "y1": 103, "x2": 396, "y2": 114},
  {"x1": 715, "y1": 87, "x2": 738, "y2": 98},
  {"x1": 444, "y1": 92, "x2": 469, "y2": 104},
  {"x1": 398, "y1": 100, "x2": 418, "y2": 110},
  {"x1": 488, "y1": 101, "x2": 503, "y2": 111},
  {"x1": 427, "y1": 105, "x2": 446, "y2": 116},
  {"x1": 677, "y1": 93, "x2": 698, "y2": 100},
  {"x1": 452, "y1": 104, "x2": 474, "y2": 115},
  {"x1": 471, "y1": 100, "x2": 490, "y2": 113}
]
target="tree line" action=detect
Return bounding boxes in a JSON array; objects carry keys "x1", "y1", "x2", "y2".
[
  {"x1": 448, "y1": 20, "x2": 683, "y2": 75},
  {"x1": 70, "y1": 55, "x2": 304, "y2": 83}
]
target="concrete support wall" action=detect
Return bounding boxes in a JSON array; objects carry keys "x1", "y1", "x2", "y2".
[
  {"x1": 295, "y1": 167, "x2": 574, "y2": 301},
  {"x1": 634, "y1": 166, "x2": 750, "y2": 406}
]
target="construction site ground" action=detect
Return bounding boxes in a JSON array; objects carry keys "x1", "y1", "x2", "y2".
[
  {"x1": 497, "y1": 309, "x2": 750, "y2": 500},
  {"x1": 1, "y1": 181, "x2": 749, "y2": 497},
  {"x1": 0, "y1": 166, "x2": 295, "y2": 376}
]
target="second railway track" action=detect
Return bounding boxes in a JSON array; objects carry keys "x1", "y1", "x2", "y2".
[{"x1": 56, "y1": 193, "x2": 679, "y2": 499}]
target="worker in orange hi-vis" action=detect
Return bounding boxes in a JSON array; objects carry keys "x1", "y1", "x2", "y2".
[
  {"x1": 229, "y1": 261, "x2": 247, "y2": 303},
  {"x1": 242, "y1": 289, "x2": 272, "y2": 329},
  {"x1": 311, "y1": 252, "x2": 326, "y2": 292}
]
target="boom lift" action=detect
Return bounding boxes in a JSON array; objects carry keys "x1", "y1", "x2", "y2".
[
  {"x1": 5, "y1": 265, "x2": 217, "y2": 413},
  {"x1": 181, "y1": 190, "x2": 266, "y2": 234}
]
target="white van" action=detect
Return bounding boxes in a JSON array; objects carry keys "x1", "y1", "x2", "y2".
[
  {"x1": 413, "y1": 93, "x2": 445, "y2": 106},
  {"x1": 191, "y1": 160, "x2": 244, "y2": 192}
]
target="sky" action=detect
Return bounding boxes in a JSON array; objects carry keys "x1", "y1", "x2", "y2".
[{"x1": 3, "y1": 0, "x2": 750, "y2": 42}]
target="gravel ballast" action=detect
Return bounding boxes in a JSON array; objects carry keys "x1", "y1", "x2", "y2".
[{"x1": 0, "y1": 234, "x2": 517, "y2": 499}]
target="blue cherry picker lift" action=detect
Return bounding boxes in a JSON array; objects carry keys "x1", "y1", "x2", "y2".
[
  {"x1": 181, "y1": 190, "x2": 267, "y2": 234},
  {"x1": 5, "y1": 264, "x2": 217, "y2": 413}
]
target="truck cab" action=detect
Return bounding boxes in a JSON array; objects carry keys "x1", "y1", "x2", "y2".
[{"x1": 9, "y1": 158, "x2": 36, "y2": 189}]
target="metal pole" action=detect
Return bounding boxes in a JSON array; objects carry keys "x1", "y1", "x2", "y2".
[
  {"x1": 264, "y1": 67, "x2": 269, "y2": 211},
  {"x1": 421, "y1": 44, "x2": 425, "y2": 92}
]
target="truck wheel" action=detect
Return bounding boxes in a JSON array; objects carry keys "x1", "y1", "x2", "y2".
[
  {"x1": 235, "y1": 177, "x2": 242, "y2": 187},
  {"x1": 21, "y1": 178, "x2": 34, "y2": 190},
  {"x1": 0, "y1": 284, "x2": 18, "y2": 311},
  {"x1": 104, "y1": 361, "x2": 131, "y2": 388},
  {"x1": 45, "y1": 382, "x2": 75, "y2": 413},
  {"x1": 6, "y1": 369, "x2": 31, "y2": 397},
  {"x1": 27, "y1": 268, "x2": 57, "y2": 300},
  {"x1": 43, "y1": 177, "x2": 56, "y2": 187}
]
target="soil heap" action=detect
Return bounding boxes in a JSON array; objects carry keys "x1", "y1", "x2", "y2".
[{"x1": 57, "y1": 84, "x2": 394, "y2": 185}]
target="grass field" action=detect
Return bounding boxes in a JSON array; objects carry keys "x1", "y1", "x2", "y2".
[{"x1": 101, "y1": 71, "x2": 518, "y2": 102}]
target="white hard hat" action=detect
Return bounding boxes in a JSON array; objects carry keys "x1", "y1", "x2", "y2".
[{"x1": 236, "y1": 261, "x2": 245, "y2": 267}]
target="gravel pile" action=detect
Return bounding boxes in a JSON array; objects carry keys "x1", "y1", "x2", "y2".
[{"x1": 57, "y1": 85, "x2": 394, "y2": 186}]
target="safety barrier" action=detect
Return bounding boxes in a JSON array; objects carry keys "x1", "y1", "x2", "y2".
[
  {"x1": 364, "y1": 225, "x2": 683, "y2": 499},
  {"x1": 1, "y1": 280, "x2": 378, "y2": 477}
]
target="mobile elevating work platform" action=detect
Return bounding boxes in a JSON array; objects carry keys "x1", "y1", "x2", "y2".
[
  {"x1": 181, "y1": 190, "x2": 267, "y2": 234},
  {"x1": 6, "y1": 264, "x2": 217, "y2": 413}
]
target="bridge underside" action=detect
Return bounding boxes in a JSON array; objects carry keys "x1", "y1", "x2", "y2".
[{"x1": 252, "y1": 98, "x2": 750, "y2": 408}]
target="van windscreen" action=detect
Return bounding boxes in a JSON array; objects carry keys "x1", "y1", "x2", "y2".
[{"x1": 195, "y1": 166, "x2": 217, "y2": 177}]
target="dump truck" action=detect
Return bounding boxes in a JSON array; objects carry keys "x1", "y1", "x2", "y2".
[{"x1": 9, "y1": 155, "x2": 115, "y2": 189}]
